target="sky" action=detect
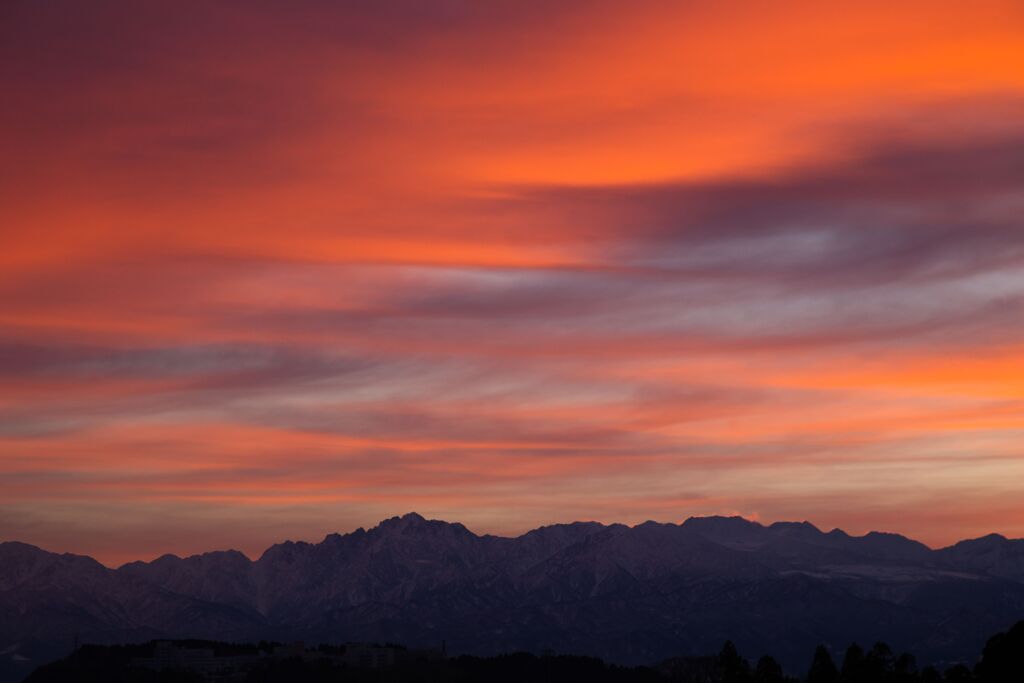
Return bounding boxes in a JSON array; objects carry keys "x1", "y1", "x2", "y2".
[{"x1": 2, "y1": 0, "x2": 1024, "y2": 567}]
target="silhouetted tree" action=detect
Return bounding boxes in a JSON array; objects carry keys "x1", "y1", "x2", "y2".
[
  {"x1": 840, "y1": 644, "x2": 866, "y2": 683},
  {"x1": 866, "y1": 642, "x2": 895, "y2": 680},
  {"x1": 753, "y1": 655, "x2": 784, "y2": 683},
  {"x1": 717, "y1": 641, "x2": 751, "y2": 683},
  {"x1": 25, "y1": 622, "x2": 1024, "y2": 683},
  {"x1": 893, "y1": 652, "x2": 918, "y2": 683},
  {"x1": 807, "y1": 646, "x2": 839, "y2": 683},
  {"x1": 944, "y1": 663, "x2": 974, "y2": 683},
  {"x1": 975, "y1": 621, "x2": 1024, "y2": 683}
]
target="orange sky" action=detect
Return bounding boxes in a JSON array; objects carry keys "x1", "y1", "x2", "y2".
[{"x1": 2, "y1": 0, "x2": 1024, "y2": 566}]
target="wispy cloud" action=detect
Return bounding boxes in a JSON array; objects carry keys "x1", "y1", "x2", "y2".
[{"x1": 2, "y1": 0, "x2": 1023, "y2": 564}]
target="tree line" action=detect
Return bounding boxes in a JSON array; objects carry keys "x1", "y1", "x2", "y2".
[
  {"x1": 688, "y1": 620, "x2": 1023, "y2": 683},
  {"x1": 25, "y1": 620, "x2": 1024, "y2": 683}
]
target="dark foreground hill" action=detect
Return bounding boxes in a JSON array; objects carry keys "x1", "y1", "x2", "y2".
[
  {"x1": 3, "y1": 514, "x2": 1024, "y2": 682},
  {"x1": 22, "y1": 621, "x2": 1024, "y2": 683}
]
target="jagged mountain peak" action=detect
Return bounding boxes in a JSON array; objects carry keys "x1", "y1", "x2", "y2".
[
  {"x1": 0, "y1": 540, "x2": 43, "y2": 553},
  {"x1": 529, "y1": 519, "x2": 607, "y2": 532},
  {"x1": 200, "y1": 548, "x2": 251, "y2": 563},
  {"x1": 769, "y1": 520, "x2": 821, "y2": 532},
  {"x1": 11, "y1": 515, "x2": 1024, "y2": 569},
  {"x1": 256, "y1": 538, "x2": 314, "y2": 563},
  {"x1": 5, "y1": 515, "x2": 1024, "y2": 677},
  {"x1": 381, "y1": 511, "x2": 428, "y2": 526},
  {"x1": 373, "y1": 512, "x2": 475, "y2": 539},
  {"x1": 0, "y1": 541, "x2": 108, "y2": 573},
  {"x1": 517, "y1": 519, "x2": 608, "y2": 541},
  {"x1": 322, "y1": 527, "x2": 367, "y2": 544},
  {"x1": 117, "y1": 553, "x2": 181, "y2": 572},
  {"x1": 686, "y1": 514, "x2": 758, "y2": 524},
  {"x1": 683, "y1": 515, "x2": 765, "y2": 531},
  {"x1": 861, "y1": 530, "x2": 929, "y2": 546},
  {"x1": 946, "y1": 532, "x2": 1011, "y2": 550},
  {"x1": 120, "y1": 550, "x2": 252, "y2": 573}
]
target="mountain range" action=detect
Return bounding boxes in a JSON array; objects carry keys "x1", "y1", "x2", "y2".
[{"x1": 3, "y1": 513, "x2": 1024, "y2": 682}]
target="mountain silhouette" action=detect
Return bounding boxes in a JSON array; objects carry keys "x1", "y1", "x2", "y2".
[{"x1": 3, "y1": 513, "x2": 1024, "y2": 681}]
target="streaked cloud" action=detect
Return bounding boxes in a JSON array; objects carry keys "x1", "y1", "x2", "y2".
[{"x1": 1, "y1": 0, "x2": 1023, "y2": 565}]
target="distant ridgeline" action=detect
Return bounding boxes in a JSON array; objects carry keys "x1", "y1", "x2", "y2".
[
  {"x1": 22, "y1": 621, "x2": 1024, "y2": 683},
  {"x1": 5, "y1": 514, "x2": 1024, "y2": 681}
]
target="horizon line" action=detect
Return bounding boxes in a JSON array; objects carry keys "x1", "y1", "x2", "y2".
[{"x1": 3, "y1": 511, "x2": 1016, "y2": 570}]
